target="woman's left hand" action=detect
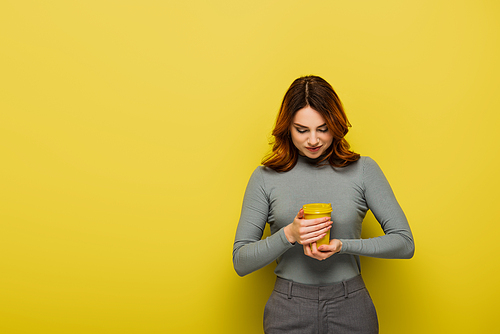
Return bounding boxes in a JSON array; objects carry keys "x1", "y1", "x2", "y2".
[{"x1": 303, "y1": 239, "x2": 343, "y2": 261}]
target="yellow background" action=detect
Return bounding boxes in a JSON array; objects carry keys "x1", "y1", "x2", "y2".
[{"x1": 1, "y1": 1, "x2": 499, "y2": 333}]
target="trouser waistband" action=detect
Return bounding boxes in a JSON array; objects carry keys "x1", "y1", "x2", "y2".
[{"x1": 274, "y1": 275, "x2": 366, "y2": 300}]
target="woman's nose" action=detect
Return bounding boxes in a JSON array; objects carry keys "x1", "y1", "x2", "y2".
[{"x1": 308, "y1": 134, "x2": 320, "y2": 146}]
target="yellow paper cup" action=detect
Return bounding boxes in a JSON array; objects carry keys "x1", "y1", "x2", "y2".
[{"x1": 302, "y1": 203, "x2": 333, "y2": 249}]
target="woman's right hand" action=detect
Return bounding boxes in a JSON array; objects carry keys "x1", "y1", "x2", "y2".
[{"x1": 284, "y1": 208, "x2": 332, "y2": 245}]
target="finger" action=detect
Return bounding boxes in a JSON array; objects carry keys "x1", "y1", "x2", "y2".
[
  {"x1": 303, "y1": 245, "x2": 321, "y2": 261},
  {"x1": 318, "y1": 239, "x2": 341, "y2": 253},
  {"x1": 309, "y1": 243, "x2": 326, "y2": 260},
  {"x1": 297, "y1": 208, "x2": 304, "y2": 219},
  {"x1": 298, "y1": 225, "x2": 331, "y2": 243},
  {"x1": 311, "y1": 242, "x2": 321, "y2": 255},
  {"x1": 302, "y1": 216, "x2": 331, "y2": 226},
  {"x1": 304, "y1": 244, "x2": 314, "y2": 258},
  {"x1": 303, "y1": 244, "x2": 312, "y2": 256},
  {"x1": 317, "y1": 243, "x2": 333, "y2": 252},
  {"x1": 304, "y1": 244, "x2": 321, "y2": 260},
  {"x1": 300, "y1": 232, "x2": 327, "y2": 245},
  {"x1": 299, "y1": 220, "x2": 332, "y2": 235},
  {"x1": 313, "y1": 216, "x2": 332, "y2": 225},
  {"x1": 311, "y1": 241, "x2": 317, "y2": 251},
  {"x1": 311, "y1": 242, "x2": 326, "y2": 257}
]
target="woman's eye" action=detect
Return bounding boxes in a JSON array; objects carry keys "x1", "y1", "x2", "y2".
[
  {"x1": 318, "y1": 128, "x2": 329, "y2": 133},
  {"x1": 296, "y1": 128, "x2": 307, "y2": 134}
]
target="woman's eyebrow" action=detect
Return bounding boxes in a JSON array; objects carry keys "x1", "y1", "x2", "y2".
[{"x1": 293, "y1": 122, "x2": 328, "y2": 128}]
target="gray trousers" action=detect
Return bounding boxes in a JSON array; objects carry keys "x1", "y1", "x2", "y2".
[{"x1": 264, "y1": 275, "x2": 378, "y2": 334}]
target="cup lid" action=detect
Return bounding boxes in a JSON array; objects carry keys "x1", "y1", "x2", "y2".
[{"x1": 302, "y1": 203, "x2": 333, "y2": 214}]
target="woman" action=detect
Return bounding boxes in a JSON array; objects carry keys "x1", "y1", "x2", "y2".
[{"x1": 233, "y1": 75, "x2": 414, "y2": 333}]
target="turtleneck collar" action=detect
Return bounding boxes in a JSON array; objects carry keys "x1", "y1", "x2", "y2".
[{"x1": 297, "y1": 154, "x2": 329, "y2": 168}]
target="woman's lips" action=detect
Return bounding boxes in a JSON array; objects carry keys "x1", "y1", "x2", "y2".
[{"x1": 306, "y1": 146, "x2": 322, "y2": 152}]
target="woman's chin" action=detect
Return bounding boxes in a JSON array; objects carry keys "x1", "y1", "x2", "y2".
[{"x1": 301, "y1": 151, "x2": 322, "y2": 159}]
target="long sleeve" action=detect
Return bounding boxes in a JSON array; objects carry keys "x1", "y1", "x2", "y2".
[
  {"x1": 232, "y1": 168, "x2": 295, "y2": 277},
  {"x1": 339, "y1": 157, "x2": 415, "y2": 259}
]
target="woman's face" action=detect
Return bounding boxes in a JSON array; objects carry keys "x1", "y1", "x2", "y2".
[{"x1": 290, "y1": 106, "x2": 333, "y2": 159}]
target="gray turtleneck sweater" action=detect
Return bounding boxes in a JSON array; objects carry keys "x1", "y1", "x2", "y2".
[{"x1": 232, "y1": 156, "x2": 414, "y2": 285}]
